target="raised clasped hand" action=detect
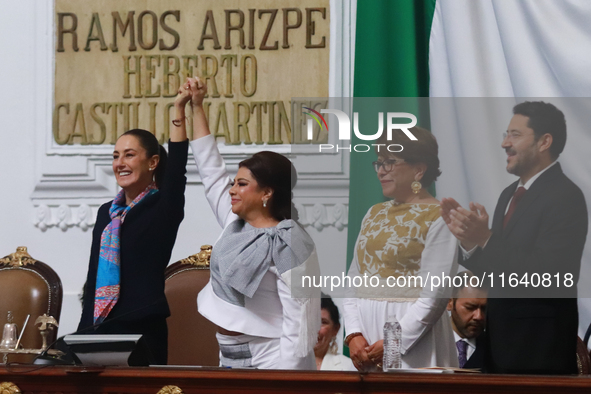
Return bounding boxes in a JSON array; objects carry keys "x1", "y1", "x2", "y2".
[
  {"x1": 440, "y1": 197, "x2": 492, "y2": 250},
  {"x1": 174, "y1": 78, "x2": 192, "y2": 108},
  {"x1": 188, "y1": 76, "x2": 207, "y2": 107}
]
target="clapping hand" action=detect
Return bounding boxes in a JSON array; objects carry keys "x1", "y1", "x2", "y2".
[{"x1": 440, "y1": 198, "x2": 491, "y2": 250}]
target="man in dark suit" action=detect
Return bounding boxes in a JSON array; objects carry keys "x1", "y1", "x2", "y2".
[
  {"x1": 447, "y1": 271, "x2": 487, "y2": 369},
  {"x1": 441, "y1": 101, "x2": 588, "y2": 374}
]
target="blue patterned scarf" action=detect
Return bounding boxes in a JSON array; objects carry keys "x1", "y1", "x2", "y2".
[{"x1": 93, "y1": 183, "x2": 158, "y2": 324}]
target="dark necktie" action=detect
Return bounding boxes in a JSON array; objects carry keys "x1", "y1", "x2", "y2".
[
  {"x1": 503, "y1": 186, "x2": 527, "y2": 228},
  {"x1": 456, "y1": 339, "x2": 468, "y2": 368}
]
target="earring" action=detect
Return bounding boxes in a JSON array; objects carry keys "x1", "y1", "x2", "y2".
[
  {"x1": 149, "y1": 167, "x2": 154, "y2": 171},
  {"x1": 329, "y1": 337, "x2": 338, "y2": 355},
  {"x1": 411, "y1": 181, "x2": 422, "y2": 194},
  {"x1": 263, "y1": 199, "x2": 268, "y2": 208}
]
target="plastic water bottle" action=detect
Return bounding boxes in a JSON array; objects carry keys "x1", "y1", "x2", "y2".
[{"x1": 383, "y1": 317, "x2": 402, "y2": 371}]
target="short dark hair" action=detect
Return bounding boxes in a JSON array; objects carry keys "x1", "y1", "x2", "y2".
[
  {"x1": 451, "y1": 270, "x2": 487, "y2": 299},
  {"x1": 512, "y1": 101, "x2": 567, "y2": 159},
  {"x1": 239, "y1": 151, "x2": 298, "y2": 221},
  {"x1": 121, "y1": 129, "x2": 168, "y2": 188},
  {"x1": 321, "y1": 293, "x2": 340, "y2": 328},
  {"x1": 376, "y1": 126, "x2": 441, "y2": 187}
]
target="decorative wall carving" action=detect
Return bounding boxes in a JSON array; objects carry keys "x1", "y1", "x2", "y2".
[
  {"x1": 297, "y1": 203, "x2": 348, "y2": 232},
  {"x1": 32, "y1": 203, "x2": 348, "y2": 232},
  {"x1": 33, "y1": 204, "x2": 97, "y2": 232}
]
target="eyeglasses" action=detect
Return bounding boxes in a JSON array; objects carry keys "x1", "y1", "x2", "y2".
[
  {"x1": 372, "y1": 158, "x2": 405, "y2": 173},
  {"x1": 502, "y1": 131, "x2": 524, "y2": 142}
]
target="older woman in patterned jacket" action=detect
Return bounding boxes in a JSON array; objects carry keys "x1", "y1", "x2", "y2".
[{"x1": 343, "y1": 127, "x2": 458, "y2": 371}]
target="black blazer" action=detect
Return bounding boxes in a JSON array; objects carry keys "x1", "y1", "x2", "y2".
[
  {"x1": 78, "y1": 140, "x2": 188, "y2": 331},
  {"x1": 462, "y1": 163, "x2": 587, "y2": 374},
  {"x1": 463, "y1": 333, "x2": 486, "y2": 370}
]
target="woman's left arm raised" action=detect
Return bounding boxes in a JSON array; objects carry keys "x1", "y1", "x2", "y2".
[
  {"x1": 171, "y1": 82, "x2": 191, "y2": 142},
  {"x1": 157, "y1": 81, "x2": 191, "y2": 216}
]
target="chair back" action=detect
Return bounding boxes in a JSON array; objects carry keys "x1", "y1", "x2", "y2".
[
  {"x1": 165, "y1": 246, "x2": 219, "y2": 366},
  {"x1": 576, "y1": 336, "x2": 590, "y2": 374},
  {"x1": 0, "y1": 247, "x2": 62, "y2": 363}
]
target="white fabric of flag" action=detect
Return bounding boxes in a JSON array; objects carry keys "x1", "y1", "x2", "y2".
[{"x1": 429, "y1": 0, "x2": 591, "y2": 333}]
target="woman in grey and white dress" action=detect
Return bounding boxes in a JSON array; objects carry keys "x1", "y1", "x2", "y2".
[{"x1": 183, "y1": 77, "x2": 320, "y2": 369}]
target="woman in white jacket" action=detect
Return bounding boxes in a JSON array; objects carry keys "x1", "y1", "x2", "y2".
[{"x1": 183, "y1": 77, "x2": 320, "y2": 369}]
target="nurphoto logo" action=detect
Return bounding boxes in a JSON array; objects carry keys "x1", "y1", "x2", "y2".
[{"x1": 302, "y1": 108, "x2": 418, "y2": 152}]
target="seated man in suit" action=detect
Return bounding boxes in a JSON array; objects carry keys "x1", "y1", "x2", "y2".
[{"x1": 447, "y1": 271, "x2": 487, "y2": 369}]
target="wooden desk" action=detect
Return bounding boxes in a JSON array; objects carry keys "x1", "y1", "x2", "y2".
[{"x1": 2, "y1": 365, "x2": 591, "y2": 394}]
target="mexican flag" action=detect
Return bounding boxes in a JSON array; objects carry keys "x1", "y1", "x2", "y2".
[
  {"x1": 348, "y1": 0, "x2": 435, "y2": 262},
  {"x1": 349, "y1": 0, "x2": 591, "y2": 333}
]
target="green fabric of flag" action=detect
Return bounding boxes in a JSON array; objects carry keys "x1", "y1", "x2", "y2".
[{"x1": 347, "y1": 0, "x2": 437, "y2": 268}]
